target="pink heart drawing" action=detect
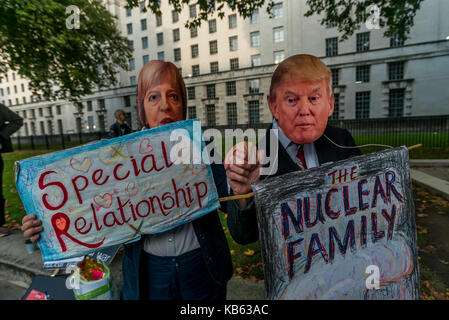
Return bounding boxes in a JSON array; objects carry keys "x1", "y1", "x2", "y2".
[
  {"x1": 126, "y1": 182, "x2": 139, "y2": 197},
  {"x1": 70, "y1": 157, "x2": 92, "y2": 173},
  {"x1": 93, "y1": 193, "x2": 113, "y2": 209},
  {"x1": 139, "y1": 138, "x2": 154, "y2": 154}
]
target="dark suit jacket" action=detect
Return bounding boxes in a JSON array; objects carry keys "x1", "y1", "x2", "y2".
[
  {"x1": 227, "y1": 124, "x2": 362, "y2": 245},
  {"x1": 121, "y1": 163, "x2": 233, "y2": 300}
]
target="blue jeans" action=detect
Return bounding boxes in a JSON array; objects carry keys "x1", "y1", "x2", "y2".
[{"x1": 141, "y1": 248, "x2": 227, "y2": 300}]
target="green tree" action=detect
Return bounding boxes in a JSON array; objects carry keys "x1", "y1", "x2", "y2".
[
  {"x1": 0, "y1": 0, "x2": 132, "y2": 105},
  {"x1": 130, "y1": 0, "x2": 422, "y2": 41}
]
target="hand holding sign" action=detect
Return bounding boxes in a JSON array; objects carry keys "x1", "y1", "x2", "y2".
[{"x1": 224, "y1": 141, "x2": 264, "y2": 207}]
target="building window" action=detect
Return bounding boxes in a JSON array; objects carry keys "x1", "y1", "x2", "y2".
[
  {"x1": 250, "y1": 9, "x2": 259, "y2": 24},
  {"x1": 142, "y1": 36, "x2": 148, "y2": 49},
  {"x1": 227, "y1": 103, "x2": 237, "y2": 125},
  {"x1": 39, "y1": 108, "x2": 43, "y2": 117},
  {"x1": 173, "y1": 29, "x2": 180, "y2": 42},
  {"x1": 140, "y1": 18, "x2": 147, "y2": 31},
  {"x1": 192, "y1": 65, "x2": 200, "y2": 76},
  {"x1": 226, "y1": 81, "x2": 236, "y2": 96},
  {"x1": 390, "y1": 32, "x2": 405, "y2": 47},
  {"x1": 157, "y1": 32, "x2": 164, "y2": 46},
  {"x1": 191, "y1": 44, "x2": 199, "y2": 58},
  {"x1": 178, "y1": 67, "x2": 182, "y2": 75},
  {"x1": 143, "y1": 55, "x2": 149, "y2": 65},
  {"x1": 249, "y1": 79, "x2": 260, "y2": 94},
  {"x1": 130, "y1": 76, "x2": 137, "y2": 85},
  {"x1": 356, "y1": 65, "x2": 370, "y2": 83},
  {"x1": 172, "y1": 10, "x2": 179, "y2": 23},
  {"x1": 14, "y1": 85, "x2": 17, "y2": 94},
  {"x1": 206, "y1": 104, "x2": 216, "y2": 126},
  {"x1": 56, "y1": 105, "x2": 61, "y2": 115},
  {"x1": 129, "y1": 58, "x2": 135, "y2": 71},
  {"x1": 126, "y1": 7, "x2": 132, "y2": 17},
  {"x1": 6, "y1": 87, "x2": 10, "y2": 95},
  {"x1": 273, "y1": 26, "x2": 284, "y2": 43},
  {"x1": 389, "y1": 89, "x2": 405, "y2": 117},
  {"x1": 330, "y1": 93, "x2": 339, "y2": 120},
  {"x1": 326, "y1": 37, "x2": 338, "y2": 56},
  {"x1": 229, "y1": 14, "x2": 237, "y2": 29},
  {"x1": 356, "y1": 32, "x2": 370, "y2": 52},
  {"x1": 209, "y1": 19, "x2": 217, "y2": 33},
  {"x1": 187, "y1": 25, "x2": 196, "y2": 38},
  {"x1": 98, "y1": 99, "x2": 105, "y2": 110},
  {"x1": 209, "y1": 40, "x2": 218, "y2": 54},
  {"x1": 124, "y1": 96, "x2": 131, "y2": 107},
  {"x1": 230, "y1": 58, "x2": 239, "y2": 70},
  {"x1": 87, "y1": 101, "x2": 93, "y2": 112},
  {"x1": 248, "y1": 100, "x2": 260, "y2": 124},
  {"x1": 210, "y1": 62, "x2": 219, "y2": 73},
  {"x1": 206, "y1": 84, "x2": 216, "y2": 99},
  {"x1": 187, "y1": 87, "x2": 195, "y2": 100},
  {"x1": 326, "y1": 20, "x2": 337, "y2": 28},
  {"x1": 156, "y1": 15, "x2": 162, "y2": 27},
  {"x1": 157, "y1": 51, "x2": 165, "y2": 61},
  {"x1": 127, "y1": 23, "x2": 133, "y2": 35},
  {"x1": 129, "y1": 40, "x2": 134, "y2": 51},
  {"x1": 229, "y1": 36, "x2": 238, "y2": 51},
  {"x1": 174, "y1": 48, "x2": 181, "y2": 61},
  {"x1": 31, "y1": 109, "x2": 36, "y2": 118},
  {"x1": 188, "y1": 106, "x2": 196, "y2": 119},
  {"x1": 40, "y1": 121, "x2": 45, "y2": 135},
  {"x1": 274, "y1": 50, "x2": 285, "y2": 64},
  {"x1": 272, "y1": 3, "x2": 283, "y2": 18},
  {"x1": 189, "y1": 4, "x2": 197, "y2": 18},
  {"x1": 331, "y1": 68, "x2": 339, "y2": 87},
  {"x1": 139, "y1": 1, "x2": 146, "y2": 12},
  {"x1": 355, "y1": 91, "x2": 370, "y2": 119},
  {"x1": 250, "y1": 31, "x2": 260, "y2": 47},
  {"x1": 21, "y1": 83, "x2": 25, "y2": 92},
  {"x1": 388, "y1": 61, "x2": 405, "y2": 80},
  {"x1": 0, "y1": 88, "x2": 2, "y2": 96},
  {"x1": 251, "y1": 55, "x2": 261, "y2": 67}
]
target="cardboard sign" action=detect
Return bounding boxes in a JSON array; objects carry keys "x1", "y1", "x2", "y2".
[
  {"x1": 251, "y1": 147, "x2": 419, "y2": 300},
  {"x1": 15, "y1": 120, "x2": 218, "y2": 261}
]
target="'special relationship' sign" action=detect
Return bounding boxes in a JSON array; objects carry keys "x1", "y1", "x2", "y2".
[{"x1": 15, "y1": 120, "x2": 218, "y2": 261}]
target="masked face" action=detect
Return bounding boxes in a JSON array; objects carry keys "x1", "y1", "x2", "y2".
[
  {"x1": 269, "y1": 78, "x2": 334, "y2": 144},
  {"x1": 142, "y1": 72, "x2": 184, "y2": 128}
]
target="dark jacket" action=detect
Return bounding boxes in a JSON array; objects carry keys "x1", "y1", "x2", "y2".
[
  {"x1": 121, "y1": 163, "x2": 233, "y2": 300},
  {"x1": 109, "y1": 121, "x2": 132, "y2": 138},
  {"x1": 227, "y1": 124, "x2": 362, "y2": 245},
  {"x1": 0, "y1": 103, "x2": 23, "y2": 153}
]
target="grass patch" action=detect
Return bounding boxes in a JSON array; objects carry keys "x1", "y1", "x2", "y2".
[{"x1": 219, "y1": 212, "x2": 264, "y2": 281}]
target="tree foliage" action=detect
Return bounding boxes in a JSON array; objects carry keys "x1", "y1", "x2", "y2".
[
  {"x1": 130, "y1": 0, "x2": 422, "y2": 40},
  {"x1": 0, "y1": 0, "x2": 132, "y2": 105},
  {"x1": 304, "y1": 0, "x2": 424, "y2": 41}
]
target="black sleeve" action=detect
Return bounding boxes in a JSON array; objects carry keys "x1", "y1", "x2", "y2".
[
  {"x1": 109, "y1": 124, "x2": 118, "y2": 138},
  {"x1": 226, "y1": 194, "x2": 259, "y2": 245}
]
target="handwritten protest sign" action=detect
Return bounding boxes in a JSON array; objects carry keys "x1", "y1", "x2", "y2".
[
  {"x1": 15, "y1": 120, "x2": 218, "y2": 262},
  {"x1": 252, "y1": 147, "x2": 419, "y2": 299}
]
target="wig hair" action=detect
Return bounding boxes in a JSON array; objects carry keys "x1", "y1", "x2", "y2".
[{"x1": 269, "y1": 54, "x2": 333, "y2": 102}]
